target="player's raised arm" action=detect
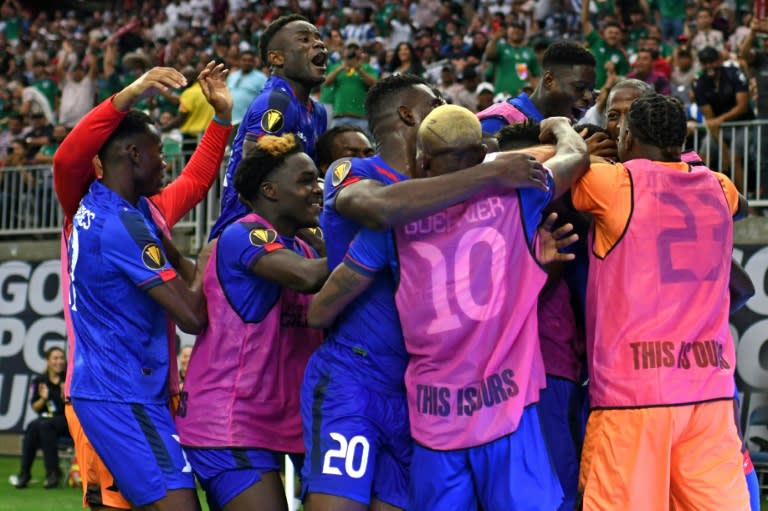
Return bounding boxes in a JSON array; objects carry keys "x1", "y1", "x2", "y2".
[
  {"x1": 538, "y1": 117, "x2": 590, "y2": 199},
  {"x1": 151, "y1": 61, "x2": 233, "y2": 226},
  {"x1": 335, "y1": 151, "x2": 550, "y2": 230}
]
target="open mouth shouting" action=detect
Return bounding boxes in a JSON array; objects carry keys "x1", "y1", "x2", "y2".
[{"x1": 310, "y1": 51, "x2": 328, "y2": 73}]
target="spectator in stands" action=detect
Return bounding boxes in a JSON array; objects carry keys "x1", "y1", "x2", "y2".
[
  {"x1": 56, "y1": 41, "x2": 97, "y2": 129},
  {"x1": 692, "y1": 8, "x2": 725, "y2": 54},
  {"x1": 627, "y1": 48, "x2": 672, "y2": 95},
  {"x1": 671, "y1": 45, "x2": 697, "y2": 106},
  {"x1": 740, "y1": 16, "x2": 768, "y2": 189},
  {"x1": 437, "y1": 65, "x2": 464, "y2": 105},
  {"x1": 695, "y1": 45, "x2": 752, "y2": 189},
  {"x1": 466, "y1": 30, "x2": 489, "y2": 64},
  {"x1": 15, "y1": 347, "x2": 68, "y2": 489},
  {"x1": 582, "y1": 1, "x2": 630, "y2": 90},
  {"x1": 30, "y1": 60, "x2": 58, "y2": 117},
  {"x1": 455, "y1": 65, "x2": 482, "y2": 112},
  {"x1": 15, "y1": 77, "x2": 55, "y2": 125},
  {"x1": 388, "y1": 7, "x2": 414, "y2": 50},
  {"x1": 163, "y1": 66, "x2": 215, "y2": 150},
  {"x1": 655, "y1": 0, "x2": 687, "y2": 42},
  {"x1": 342, "y1": 8, "x2": 375, "y2": 46},
  {"x1": 324, "y1": 40, "x2": 379, "y2": 132},
  {"x1": 476, "y1": 81, "x2": 496, "y2": 111},
  {"x1": 441, "y1": 32, "x2": 469, "y2": 62},
  {"x1": 485, "y1": 20, "x2": 540, "y2": 96},
  {"x1": 33, "y1": 125, "x2": 67, "y2": 165},
  {"x1": 23, "y1": 112, "x2": 53, "y2": 160},
  {"x1": 389, "y1": 42, "x2": 425, "y2": 77},
  {"x1": 626, "y1": 6, "x2": 650, "y2": 51},
  {"x1": 226, "y1": 50, "x2": 267, "y2": 128}
]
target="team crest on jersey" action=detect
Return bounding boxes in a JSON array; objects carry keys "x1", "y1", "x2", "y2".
[
  {"x1": 261, "y1": 109, "x2": 285, "y2": 133},
  {"x1": 250, "y1": 228, "x2": 278, "y2": 246},
  {"x1": 141, "y1": 243, "x2": 166, "y2": 270},
  {"x1": 331, "y1": 160, "x2": 351, "y2": 187}
]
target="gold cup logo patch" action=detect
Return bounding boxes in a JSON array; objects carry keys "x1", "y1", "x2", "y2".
[
  {"x1": 261, "y1": 109, "x2": 285, "y2": 133},
  {"x1": 331, "y1": 160, "x2": 352, "y2": 187},
  {"x1": 249, "y1": 228, "x2": 278, "y2": 246},
  {"x1": 141, "y1": 243, "x2": 166, "y2": 270}
]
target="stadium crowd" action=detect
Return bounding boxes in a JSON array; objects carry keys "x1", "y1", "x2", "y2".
[
  {"x1": 4, "y1": 1, "x2": 766, "y2": 511},
  {"x1": 0, "y1": 0, "x2": 767, "y2": 181}
]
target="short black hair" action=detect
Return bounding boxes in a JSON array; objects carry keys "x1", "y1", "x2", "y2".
[
  {"x1": 97, "y1": 110, "x2": 154, "y2": 164},
  {"x1": 698, "y1": 46, "x2": 720, "y2": 64},
  {"x1": 496, "y1": 121, "x2": 541, "y2": 151},
  {"x1": 259, "y1": 14, "x2": 308, "y2": 64},
  {"x1": 315, "y1": 125, "x2": 369, "y2": 169},
  {"x1": 541, "y1": 41, "x2": 596, "y2": 70},
  {"x1": 234, "y1": 134, "x2": 304, "y2": 203},
  {"x1": 627, "y1": 94, "x2": 687, "y2": 149},
  {"x1": 364, "y1": 73, "x2": 434, "y2": 131}
]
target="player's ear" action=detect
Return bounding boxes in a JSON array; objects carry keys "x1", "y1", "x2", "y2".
[
  {"x1": 398, "y1": 105, "x2": 417, "y2": 127},
  {"x1": 479, "y1": 143, "x2": 488, "y2": 161},
  {"x1": 542, "y1": 70, "x2": 555, "y2": 92},
  {"x1": 267, "y1": 49, "x2": 284, "y2": 69},
  {"x1": 261, "y1": 180, "x2": 279, "y2": 201},
  {"x1": 127, "y1": 143, "x2": 141, "y2": 167}
]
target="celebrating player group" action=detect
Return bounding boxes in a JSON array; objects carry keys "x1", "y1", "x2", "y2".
[{"x1": 53, "y1": 13, "x2": 754, "y2": 511}]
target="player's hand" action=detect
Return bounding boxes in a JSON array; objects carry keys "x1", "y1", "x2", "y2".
[
  {"x1": 582, "y1": 129, "x2": 617, "y2": 159},
  {"x1": 537, "y1": 212, "x2": 578, "y2": 265},
  {"x1": 539, "y1": 117, "x2": 574, "y2": 144},
  {"x1": 38, "y1": 383, "x2": 49, "y2": 401},
  {"x1": 198, "y1": 60, "x2": 232, "y2": 120},
  {"x1": 487, "y1": 152, "x2": 549, "y2": 191},
  {"x1": 114, "y1": 67, "x2": 187, "y2": 111}
]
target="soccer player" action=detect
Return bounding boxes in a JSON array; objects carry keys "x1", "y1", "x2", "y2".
[
  {"x1": 477, "y1": 41, "x2": 596, "y2": 133},
  {"x1": 307, "y1": 104, "x2": 590, "y2": 510},
  {"x1": 54, "y1": 63, "x2": 232, "y2": 510},
  {"x1": 300, "y1": 74, "x2": 553, "y2": 511},
  {"x1": 574, "y1": 94, "x2": 749, "y2": 511},
  {"x1": 210, "y1": 14, "x2": 328, "y2": 239},
  {"x1": 315, "y1": 125, "x2": 374, "y2": 176},
  {"x1": 176, "y1": 134, "x2": 326, "y2": 511}
]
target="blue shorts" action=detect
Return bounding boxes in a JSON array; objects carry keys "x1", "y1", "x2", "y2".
[
  {"x1": 538, "y1": 375, "x2": 581, "y2": 511},
  {"x1": 409, "y1": 404, "x2": 563, "y2": 511},
  {"x1": 300, "y1": 348, "x2": 411, "y2": 508},
  {"x1": 185, "y1": 448, "x2": 303, "y2": 511},
  {"x1": 70, "y1": 398, "x2": 195, "y2": 507}
]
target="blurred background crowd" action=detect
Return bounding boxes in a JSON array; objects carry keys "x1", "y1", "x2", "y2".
[{"x1": 0, "y1": 0, "x2": 766, "y2": 226}]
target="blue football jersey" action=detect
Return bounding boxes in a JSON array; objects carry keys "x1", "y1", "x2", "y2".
[
  {"x1": 210, "y1": 75, "x2": 328, "y2": 240},
  {"x1": 318, "y1": 155, "x2": 408, "y2": 389},
  {"x1": 68, "y1": 181, "x2": 178, "y2": 404},
  {"x1": 216, "y1": 216, "x2": 318, "y2": 322}
]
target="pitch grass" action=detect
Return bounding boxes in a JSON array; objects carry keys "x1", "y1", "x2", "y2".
[
  {"x1": 1, "y1": 454, "x2": 763, "y2": 511},
  {"x1": 0, "y1": 456, "x2": 211, "y2": 511}
]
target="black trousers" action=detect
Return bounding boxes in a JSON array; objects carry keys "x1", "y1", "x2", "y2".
[{"x1": 19, "y1": 415, "x2": 69, "y2": 475}]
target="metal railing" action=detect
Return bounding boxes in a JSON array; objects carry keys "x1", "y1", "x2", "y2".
[
  {"x1": 1, "y1": 119, "x2": 767, "y2": 241},
  {"x1": 688, "y1": 119, "x2": 768, "y2": 206}
]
